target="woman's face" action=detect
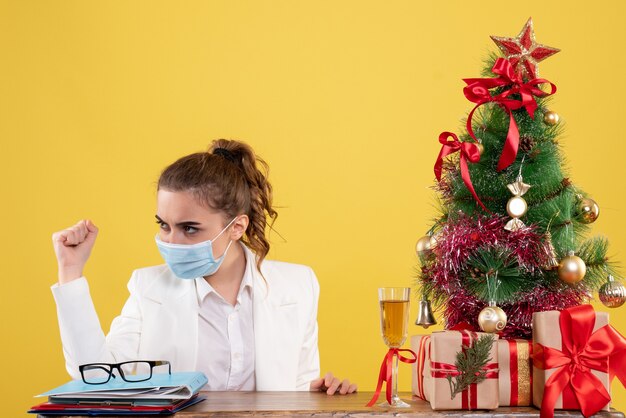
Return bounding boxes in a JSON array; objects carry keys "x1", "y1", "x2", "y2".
[{"x1": 156, "y1": 190, "x2": 237, "y2": 255}]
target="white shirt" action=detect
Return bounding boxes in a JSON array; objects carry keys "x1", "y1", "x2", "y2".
[{"x1": 194, "y1": 245, "x2": 256, "y2": 391}]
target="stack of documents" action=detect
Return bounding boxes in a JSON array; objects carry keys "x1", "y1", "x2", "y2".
[{"x1": 29, "y1": 372, "x2": 208, "y2": 416}]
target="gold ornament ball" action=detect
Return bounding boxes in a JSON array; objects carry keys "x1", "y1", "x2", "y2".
[
  {"x1": 558, "y1": 254, "x2": 587, "y2": 284},
  {"x1": 429, "y1": 233, "x2": 438, "y2": 249},
  {"x1": 478, "y1": 305, "x2": 507, "y2": 333},
  {"x1": 506, "y1": 196, "x2": 528, "y2": 218},
  {"x1": 543, "y1": 110, "x2": 560, "y2": 126},
  {"x1": 416, "y1": 235, "x2": 434, "y2": 255},
  {"x1": 599, "y1": 276, "x2": 626, "y2": 308},
  {"x1": 476, "y1": 143, "x2": 485, "y2": 156},
  {"x1": 577, "y1": 198, "x2": 600, "y2": 224}
]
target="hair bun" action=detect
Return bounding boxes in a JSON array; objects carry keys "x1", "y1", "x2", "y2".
[{"x1": 213, "y1": 147, "x2": 237, "y2": 163}]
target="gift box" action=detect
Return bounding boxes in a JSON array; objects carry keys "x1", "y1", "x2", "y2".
[
  {"x1": 532, "y1": 305, "x2": 626, "y2": 418},
  {"x1": 497, "y1": 339, "x2": 532, "y2": 406},
  {"x1": 411, "y1": 331, "x2": 499, "y2": 410},
  {"x1": 411, "y1": 334, "x2": 432, "y2": 401}
]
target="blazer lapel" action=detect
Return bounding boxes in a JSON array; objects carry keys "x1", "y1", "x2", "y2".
[{"x1": 142, "y1": 270, "x2": 199, "y2": 372}]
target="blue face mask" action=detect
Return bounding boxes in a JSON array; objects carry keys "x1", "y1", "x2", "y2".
[{"x1": 155, "y1": 217, "x2": 238, "y2": 279}]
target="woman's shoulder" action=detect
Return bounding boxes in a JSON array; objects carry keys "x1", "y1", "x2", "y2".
[
  {"x1": 262, "y1": 258, "x2": 315, "y2": 277},
  {"x1": 131, "y1": 264, "x2": 172, "y2": 281},
  {"x1": 260, "y1": 258, "x2": 320, "y2": 293},
  {"x1": 125, "y1": 264, "x2": 189, "y2": 297}
]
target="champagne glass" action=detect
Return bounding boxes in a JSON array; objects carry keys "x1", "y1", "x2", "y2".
[{"x1": 378, "y1": 287, "x2": 410, "y2": 407}]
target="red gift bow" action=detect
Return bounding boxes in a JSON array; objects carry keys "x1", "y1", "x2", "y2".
[
  {"x1": 433, "y1": 131, "x2": 486, "y2": 211},
  {"x1": 463, "y1": 57, "x2": 557, "y2": 172},
  {"x1": 430, "y1": 330, "x2": 499, "y2": 409},
  {"x1": 533, "y1": 304, "x2": 626, "y2": 418},
  {"x1": 366, "y1": 348, "x2": 417, "y2": 407}
]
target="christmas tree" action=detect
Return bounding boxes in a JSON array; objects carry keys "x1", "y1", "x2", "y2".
[{"x1": 416, "y1": 18, "x2": 626, "y2": 339}]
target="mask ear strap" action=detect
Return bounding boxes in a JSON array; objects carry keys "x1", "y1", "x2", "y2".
[
  {"x1": 214, "y1": 231, "x2": 236, "y2": 261},
  {"x1": 220, "y1": 239, "x2": 234, "y2": 259},
  {"x1": 212, "y1": 216, "x2": 239, "y2": 242}
]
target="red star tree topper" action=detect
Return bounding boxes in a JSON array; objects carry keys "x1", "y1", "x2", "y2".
[{"x1": 490, "y1": 17, "x2": 560, "y2": 80}]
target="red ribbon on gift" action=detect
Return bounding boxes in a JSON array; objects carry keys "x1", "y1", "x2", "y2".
[
  {"x1": 463, "y1": 57, "x2": 557, "y2": 172},
  {"x1": 449, "y1": 322, "x2": 477, "y2": 332},
  {"x1": 366, "y1": 348, "x2": 417, "y2": 407},
  {"x1": 506, "y1": 339, "x2": 533, "y2": 406},
  {"x1": 434, "y1": 131, "x2": 486, "y2": 211},
  {"x1": 430, "y1": 330, "x2": 498, "y2": 409},
  {"x1": 534, "y1": 304, "x2": 626, "y2": 418},
  {"x1": 415, "y1": 336, "x2": 431, "y2": 401}
]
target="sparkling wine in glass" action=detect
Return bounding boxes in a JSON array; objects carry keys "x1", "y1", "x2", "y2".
[{"x1": 378, "y1": 287, "x2": 410, "y2": 407}]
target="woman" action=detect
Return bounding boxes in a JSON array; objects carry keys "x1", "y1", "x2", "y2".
[{"x1": 51, "y1": 139, "x2": 356, "y2": 394}]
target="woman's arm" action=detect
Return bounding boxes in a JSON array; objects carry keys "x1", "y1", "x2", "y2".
[
  {"x1": 298, "y1": 267, "x2": 357, "y2": 395},
  {"x1": 51, "y1": 220, "x2": 143, "y2": 379},
  {"x1": 51, "y1": 272, "x2": 143, "y2": 379},
  {"x1": 295, "y1": 267, "x2": 321, "y2": 390}
]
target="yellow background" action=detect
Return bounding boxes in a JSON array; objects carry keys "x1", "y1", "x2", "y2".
[{"x1": 1, "y1": 1, "x2": 625, "y2": 415}]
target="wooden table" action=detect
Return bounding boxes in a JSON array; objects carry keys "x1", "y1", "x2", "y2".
[
  {"x1": 175, "y1": 391, "x2": 624, "y2": 417},
  {"x1": 37, "y1": 392, "x2": 625, "y2": 417}
]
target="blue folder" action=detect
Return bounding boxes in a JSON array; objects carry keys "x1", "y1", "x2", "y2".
[{"x1": 37, "y1": 372, "x2": 208, "y2": 401}]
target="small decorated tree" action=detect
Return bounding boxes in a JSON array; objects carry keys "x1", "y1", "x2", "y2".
[{"x1": 416, "y1": 18, "x2": 625, "y2": 338}]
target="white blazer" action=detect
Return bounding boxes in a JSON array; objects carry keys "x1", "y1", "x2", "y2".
[{"x1": 52, "y1": 245, "x2": 320, "y2": 391}]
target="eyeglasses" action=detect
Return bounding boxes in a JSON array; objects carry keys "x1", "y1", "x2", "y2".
[{"x1": 79, "y1": 360, "x2": 171, "y2": 385}]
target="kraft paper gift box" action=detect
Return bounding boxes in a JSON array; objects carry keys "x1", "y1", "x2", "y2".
[
  {"x1": 532, "y1": 307, "x2": 610, "y2": 414},
  {"x1": 411, "y1": 334, "x2": 432, "y2": 401},
  {"x1": 412, "y1": 331, "x2": 499, "y2": 410},
  {"x1": 497, "y1": 339, "x2": 533, "y2": 406}
]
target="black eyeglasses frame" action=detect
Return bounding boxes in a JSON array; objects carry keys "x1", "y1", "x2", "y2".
[{"x1": 78, "y1": 360, "x2": 172, "y2": 385}]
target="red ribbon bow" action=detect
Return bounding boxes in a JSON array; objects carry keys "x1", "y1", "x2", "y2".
[
  {"x1": 534, "y1": 304, "x2": 626, "y2": 418},
  {"x1": 463, "y1": 57, "x2": 557, "y2": 172},
  {"x1": 366, "y1": 348, "x2": 417, "y2": 407},
  {"x1": 434, "y1": 131, "x2": 486, "y2": 211}
]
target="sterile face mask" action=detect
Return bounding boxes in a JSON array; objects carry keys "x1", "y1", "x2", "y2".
[{"x1": 155, "y1": 217, "x2": 238, "y2": 279}]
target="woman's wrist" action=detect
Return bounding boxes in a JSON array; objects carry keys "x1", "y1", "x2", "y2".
[{"x1": 58, "y1": 266, "x2": 84, "y2": 285}]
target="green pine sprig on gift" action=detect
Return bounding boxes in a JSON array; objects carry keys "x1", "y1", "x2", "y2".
[{"x1": 446, "y1": 334, "x2": 496, "y2": 400}]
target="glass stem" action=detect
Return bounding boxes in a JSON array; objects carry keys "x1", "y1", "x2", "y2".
[{"x1": 392, "y1": 351, "x2": 399, "y2": 401}]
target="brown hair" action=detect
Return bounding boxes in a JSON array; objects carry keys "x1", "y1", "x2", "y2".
[{"x1": 157, "y1": 139, "x2": 278, "y2": 271}]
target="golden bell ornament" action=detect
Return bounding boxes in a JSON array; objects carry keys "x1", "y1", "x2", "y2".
[
  {"x1": 576, "y1": 197, "x2": 600, "y2": 224},
  {"x1": 543, "y1": 110, "x2": 560, "y2": 126},
  {"x1": 415, "y1": 299, "x2": 437, "y2": 328},
  {"x1": 558, "y1": 251, "x2": 587, "y2": 284},
  {"x1": 478, "y1": 302, "x2": 507, "y2": 333},
  {"x1": 599, "y1": 275, "x2": 626, "y2": 308}
]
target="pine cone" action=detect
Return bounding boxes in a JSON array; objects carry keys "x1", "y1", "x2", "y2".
[{"x1": 520, "y1": 135, "x2": 535, "y2": 153}]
